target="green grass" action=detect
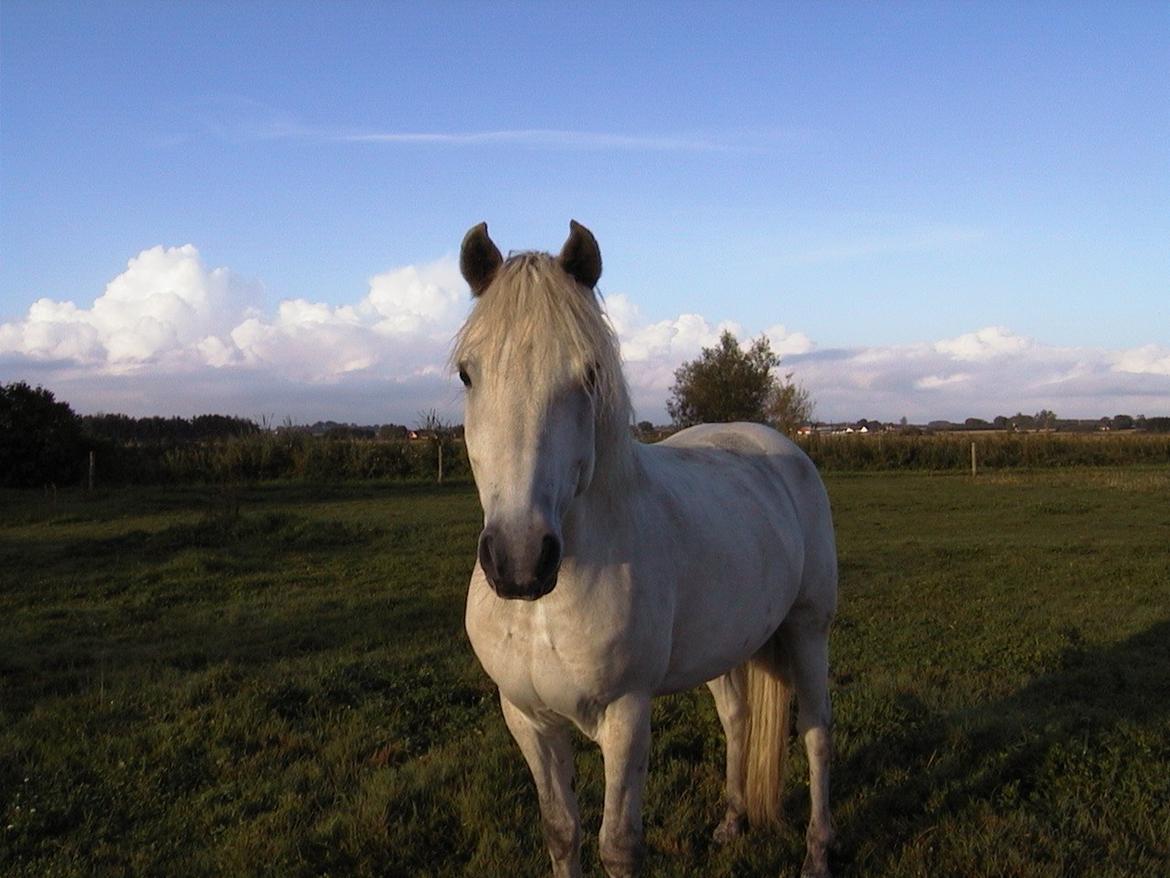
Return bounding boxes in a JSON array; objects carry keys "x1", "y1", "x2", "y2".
[{"x1": 2, "y1": 470, "x2": 1168, "y2": 876}]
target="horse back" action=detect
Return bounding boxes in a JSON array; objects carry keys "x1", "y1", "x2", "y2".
[{"x1": 656, "y1": 422, "x2": 829, "y2": 526}]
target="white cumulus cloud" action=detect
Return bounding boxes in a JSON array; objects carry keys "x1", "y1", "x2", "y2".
[
  {"x1": 0, "y1": 244, "x2": 473, "y2": 421},
  {"x1": 933, "y1": 326, "x2": 1031, "y2": 361},
  {"x1": 1, "y1": 245, "x2": 260, "y2": 369},
  {"x1": 1, "y1": 245, "x2": 465, "y2": 383},
  {"x1": 1113, "y1": 344, "x2": 1170, "y2": 377},
  {"x1": 787, "y1": 329, "x2": 1170, "y2": 423},
  {"x1": 2, "y1": 245, "x2": 1168, "y2": 424}
]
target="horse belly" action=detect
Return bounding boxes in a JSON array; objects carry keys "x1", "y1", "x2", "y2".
[
  {"x1": 660, "y1": 551, "x2": 798, "y2": 692},
  {"x1": 638, "y1": 459, "x2": 807, "y2": 692}
]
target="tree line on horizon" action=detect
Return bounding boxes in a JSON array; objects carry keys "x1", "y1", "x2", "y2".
[
  {"x1": 80, "y1": 411, "x2": 431, "y2": 445},
  {"x1": 3, "y1": 370, "x2": 1170, "y2": 489}
]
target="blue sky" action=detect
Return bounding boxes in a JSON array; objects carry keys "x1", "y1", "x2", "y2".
[{"x1": 2, "y1": 1, "x2": 1168, "y2": 424}]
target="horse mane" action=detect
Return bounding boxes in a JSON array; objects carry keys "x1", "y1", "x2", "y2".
[{"x1": 452, "y1": 251, "x2": 635, "y2": 485}]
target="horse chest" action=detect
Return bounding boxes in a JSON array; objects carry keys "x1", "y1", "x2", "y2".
[{"x1": 465, "y1": 576, "x2": 648, "y2": 724}]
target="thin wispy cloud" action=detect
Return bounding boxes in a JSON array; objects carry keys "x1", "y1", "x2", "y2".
[
  {"x1": 187, "y1": 97, "x2": 784, "y2": 153},
  {"x1": 337, "y1": 128, "x2": 743, "y2": 152}
]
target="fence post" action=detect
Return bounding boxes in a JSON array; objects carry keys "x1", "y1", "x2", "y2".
[
  {"x1": 88, "y1": 450, "x2": 96, "y2": 491},
  {"x1": 970, "y1": 441, "x2": 977, "y2": 477}
]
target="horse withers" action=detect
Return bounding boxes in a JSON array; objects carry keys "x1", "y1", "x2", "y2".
[{"x1": 455, "y1": 221, "x2": 838, "y2": 878}]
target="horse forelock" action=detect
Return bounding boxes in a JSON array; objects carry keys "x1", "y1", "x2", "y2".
[{"x1": 452, "y1": 251, "x2": 634, "y2": 461}]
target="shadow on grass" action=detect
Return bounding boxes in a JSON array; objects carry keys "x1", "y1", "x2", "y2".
[{"x1": 831, "y1": 619, "x2": 1170, "y2": 873}]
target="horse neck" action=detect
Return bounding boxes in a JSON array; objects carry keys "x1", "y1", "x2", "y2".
[
  {"x1": 565, "y1": 411, "x2": 639, "y2": 546},
  {"x1": 595, "y1": 423, "x2": 637, "y2": 497}
]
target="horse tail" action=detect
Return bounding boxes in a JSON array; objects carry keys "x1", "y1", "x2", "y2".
[{"x1": 744, "y1": 631, "x2": 792, "y2": 827}]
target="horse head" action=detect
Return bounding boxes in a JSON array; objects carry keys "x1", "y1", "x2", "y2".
[{"x1": 455, "y1": 220, "x2": 618, "y2": 600}]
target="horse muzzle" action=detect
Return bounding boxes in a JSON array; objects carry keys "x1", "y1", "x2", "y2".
[{"x1": 478, "y1": 527, "x2": 562, "y2": 601}]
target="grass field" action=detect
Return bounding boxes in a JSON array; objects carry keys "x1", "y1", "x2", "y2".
[{"x1": 2, "y1": 469, "x2": 1168, "y2": 877}]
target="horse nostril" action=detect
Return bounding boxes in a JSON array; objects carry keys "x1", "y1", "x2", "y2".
[
  {"x1": 535, "y1": 534, "x2": 562, "y2": 582},
  {"x1": 478, "y1": 530, "x2": 506, "y2": 584}
]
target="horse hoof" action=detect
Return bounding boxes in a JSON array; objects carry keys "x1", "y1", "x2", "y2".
[
  {"x1": 800, "y1": 852, "x2": 831, "y2": 878},
  {"x1": 712, "y1": 813, "x2": 746, "y2": 844}
]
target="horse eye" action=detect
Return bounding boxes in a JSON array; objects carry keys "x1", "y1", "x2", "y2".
[{"x1": 458, "y1": 367, "x2": 472, "y2": 387}]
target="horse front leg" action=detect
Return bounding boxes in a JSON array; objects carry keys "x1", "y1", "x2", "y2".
[
  {"x1": 500, "y1": 696, "x2": 582, "y2": 878},
  {"x1": 596, "y1": 693, "x2": 652, "y2": 878}
]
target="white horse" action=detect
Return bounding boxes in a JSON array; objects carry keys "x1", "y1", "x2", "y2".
[{"x1": 455, "y1": 221, "x2": 838, "y2": 878}]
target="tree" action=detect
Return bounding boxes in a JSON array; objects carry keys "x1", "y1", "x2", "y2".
[
  {"x1": 0, "y1": 382, "x2": 85, "y2": 487},
  {"x1": 768, "y1": 373, "x2": 815, "y2": 436},
  {"x1": 666, "y1": 330, "x2": 813, "y2": 434},
  {"x1": 377, "y1": 424, "x2": 408, "y2": 440},
  {"x1": 1144, "y1": 417, "x2": 1170, "y2": 433},
  {"x1": 416, "y1": 409, "x2": 452, "y2": 483}
]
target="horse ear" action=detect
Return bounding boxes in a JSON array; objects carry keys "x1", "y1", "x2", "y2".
[
  {"x1": 557, "y1": 220, "x2": 602, "y2": 289},
  {"x1": 460, "y1": 222, "x2": 504, "y2": 296}
]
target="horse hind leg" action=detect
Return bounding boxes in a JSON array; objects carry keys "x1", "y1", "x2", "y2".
[
  {"x1": 711, "y1": 616, "x2": 833, "y2": 877},
  {"x1": 706, "y1": 665, "x2": 750, "y2": 843},
  {"x1": 778, "y1": 609, "x2": 835, "y2": 878}
]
